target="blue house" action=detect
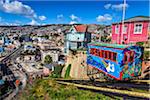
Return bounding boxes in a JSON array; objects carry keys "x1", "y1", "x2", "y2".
[
  {"x1": 0, "y1": 35, "x2": 12, "y2": 45},
  {"x1": 0, "y1": 47, "x2": 4, "y2": 56},
  {"x1": 64, "y1": 25, "x2": 91, "y2": 54}
]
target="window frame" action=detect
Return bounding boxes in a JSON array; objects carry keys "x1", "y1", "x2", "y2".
[
  {"x1": 134, "y1": 23, "x2": 143, "y2": 34},
  {"x1": 89, "y1": 48, "x2": 117, "y2": 62},
  {"x1": 123, "y1": 51, "x2": 135, "y2": 64},
  {"x1": 123, "y1": 25, "x2": 128, "y2": 34},
  {"x1": 115, "y1": 25, "x2": 119, "y2": 34},
  {"x1": 112, "y1": 52, "x2": 117, "y2": 62}
]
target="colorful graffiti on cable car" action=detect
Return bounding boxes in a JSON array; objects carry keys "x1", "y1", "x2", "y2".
[{"x1": 86, "y1": 42, "x2": 144, "y2": 80}]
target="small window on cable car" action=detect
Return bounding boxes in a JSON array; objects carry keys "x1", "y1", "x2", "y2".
[
  {"x1": 124, "y1": 53, "x2": 128, "y2": 64},
  {"x1": 93, "y1": 48, "x2": 97, "y2": 55},
  {"x1": 99, "y1": 50, "x2": 102, "y2": 57},
  {"x1": 102, "y1": 50, "x2": 105, "y2": 58},
  {"x1": 105, "y1": 51, "x2": 109, "y2": 59},
  {"x1": 113, "y1": 53, "x2": 117, "y2": 61},
  {"x1": 101, "y1": 50, "x2": 105, "y2": 58},
  {"x1": 124, "y1": 51, "x2": 134, "y2": 63},
  {"x1": 94, "y1": 49, "x2": 99, "y2": 56},
  {"x1": 129, "y1": 51, "x2": 134, "y2": 62},
  {"x1": 108, "y1": 51, "x2": 112, "y2": 59},
  {"x1": 104, "y1": 51, "x2": 107, "y2": 59},
  {"x1": 90, "y1": 48, "x2": 94, "y2": 54}
]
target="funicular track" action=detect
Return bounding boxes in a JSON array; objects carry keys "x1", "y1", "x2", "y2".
[{"x1": 56, "y1": 79, "x2": 150, "y2": 99}]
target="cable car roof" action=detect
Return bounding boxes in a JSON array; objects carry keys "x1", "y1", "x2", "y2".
[{"x1": 88, "y1": 42, "x2": 135, "y2": 49}]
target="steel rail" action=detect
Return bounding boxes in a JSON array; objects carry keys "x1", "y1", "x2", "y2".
[{"x1": 56, "y1": 80, "x2": 150, "y2": 99}]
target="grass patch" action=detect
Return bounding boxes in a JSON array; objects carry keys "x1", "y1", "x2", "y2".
[
  {"x1": 65, "y1": 64, "x2": 71, "y2": 78},
  {"x1": 17, "y1": 79, "x2": 118, "y2": 100}
]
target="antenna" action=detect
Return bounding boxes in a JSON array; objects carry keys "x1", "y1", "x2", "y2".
[{"x1": 121, "y1": 0, "x2": 126, "y2": 44}]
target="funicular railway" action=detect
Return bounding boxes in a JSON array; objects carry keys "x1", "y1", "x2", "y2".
[
  {"x1": 56, "y1": 42, "x2": 150, "y2": 99},
  {"x1": 56, "y1": 79, "x2": 150, "y2": 99}
]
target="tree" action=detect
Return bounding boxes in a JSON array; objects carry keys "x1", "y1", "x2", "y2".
[{"x1": 44, "y1": 55, "x2": 52, "y2": 64}]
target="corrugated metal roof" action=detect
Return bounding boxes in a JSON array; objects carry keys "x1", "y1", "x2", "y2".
[
  {"x1": 113, "y1": 16, "x2": 150, "y2": 24},
  {"x1": 88, "y1": 42, "x2": 135, "y2": 49},
  {"x1": 124, "y1": 16, "x2": 150, "y2": 22}
]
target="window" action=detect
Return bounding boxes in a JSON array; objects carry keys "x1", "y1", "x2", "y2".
[
  {"x1": 102, "y1": 50, "x2": 105, "y2": 58},
  {"x1": 134, "y1": 23, "x2": 143, "y2": 34},
  {"x1": 108, "y1": 51, "x2": 112, "y2": 59},
  {"x1": 95, "y1": 49, "x2": 100, "y2": 56},
  {"x1": 148, "y1": 23, "x2": 150, "y2": 31},
  {"x1": 112, "y1": 53, "x2": 117, "y2": 61},
  {"x1": 104, "y1": 51, "x2": 108, "y2": 59},
  {"x1": 93, "y1": 48, "x2": 97, "y2": 55},
  {"x1": 90, "y1": 48, "x2": 94, "y2": 55},
  {"x1": 129, "y1": 51, "x2": 134, "y2": 62},
  {"x1": 99, "y1": 50, "x2": 102, "y2": 57},
  {"x1": 123, "y1": 25, "x2": 128, "y2": 33},
  {"x1": 115, "y1": 25, "x2": 119, "y2": 34},
  {"x1": 124, "y1": 54, "x2": 128, "y2": 64},
  {"x1": 124, "y1": 51, "x2": 134, "y2": 63}
]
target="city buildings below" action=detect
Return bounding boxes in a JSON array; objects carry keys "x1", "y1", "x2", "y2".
[
  {"x1": 43, "y1": 63, "x2": 55, "y2": 76},
  {"x1": 112, "y1": 16, "x2": 150, "y2": 44},
  {"x1": 41, "y1": 48, "x2": 62, "y2": 63}
]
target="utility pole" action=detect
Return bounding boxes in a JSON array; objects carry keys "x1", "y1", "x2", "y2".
[{"x1": 121, "y1": 0, "x2": 126, "y2": 44}]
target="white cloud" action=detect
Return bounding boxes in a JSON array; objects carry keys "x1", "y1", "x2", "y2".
[
  {"x1": 39, "y1": 15, "x2": 46, "y2": 21},
  {"x1": 57, "y1": 14, "x2": 63, "y2": 19},
  {"x1": 0, "y1": 0, "x2": 37, "y2": 19},
  {"x1": 0, "y1": 0, "x2": 47, "y2": 25},
  {"x1": 69, "y1": 14, "x2": 81, "y2": 24},
  {"x1": 69, "y1": 21, "x2": 77, "y2": 24},
  {"x1": 96, "y1": 14, "x2": 112, "y2": 22},
  {"x1": 104, "y1": 3, "x2": 129, "y2": 11},
  {"x1": 70, "y1": 14, "x2": 78, "y2": 20},
  {"x1": 28, "y1": 19, "x2": 39, "y2": 25},
  {"x1": 104, "y1": 4, "x2": 111, "y2": 9},
  {"x1": 112, "y1": 3, "x2": 129, "y2": 10}
]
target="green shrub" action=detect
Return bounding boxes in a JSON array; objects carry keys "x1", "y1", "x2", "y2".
[
  {"x1": 17, "y1": 79, "x2": 114, "y2": 100},
  {"x1": 65, "y1": 64, "x2": 71, "y2": 78},
  {"x1": 136, "y1": 42, "x2": 144, "y2": 46},
  {"x1": 51, "y1": 65, "x2": 64, "y2": 78},
  {"x1": 44, "y1": 55, "x2": 52, "y2": 64},
  {"x1": 143, "y1": 51, "x2": 150, "y2": 60}
]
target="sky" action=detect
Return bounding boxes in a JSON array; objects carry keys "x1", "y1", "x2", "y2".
[{"x1": 0, "y1": 0, "x2": 149, "y2": 25}]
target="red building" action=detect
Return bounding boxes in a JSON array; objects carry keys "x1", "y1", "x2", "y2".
[{"x1": 112, "y1": 16, "x2": 150, "y2": 44}]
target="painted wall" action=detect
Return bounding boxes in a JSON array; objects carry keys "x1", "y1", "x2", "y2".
[
  {"x1": 65, "y1": 31, "x2": 91, "y2": 54},
  {"x1": 87, "y1": 45, "x2": 123, "y2": 80},
  {"x1": 120, "y1": 46, "x2": 144, "y2": 79},
  {"x1": 86, "y1": 44, "x2": 143, "y2": 80},
  {"x1": 112, "y1": 21, "x2": 149, "y2": 44},
  {"x1": 66, "y1": 32, "x2": 85, "y2": 42}
]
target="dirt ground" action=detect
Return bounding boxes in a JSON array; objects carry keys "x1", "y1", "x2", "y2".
[
  {"x1": 141, "y1": 61, "x2": 150, "y2": 79},
  {"x1": 62, "y1": 51, "x2": 88, "y2": 79}
]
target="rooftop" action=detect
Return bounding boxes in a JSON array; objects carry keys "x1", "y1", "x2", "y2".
[
  {"x1": 74, "y1": 25, "x2": 87, "y2": 33},
  {"x1": 113, "y1": 16, "x2": 150, "y2": 24},
  {"x1": 88, "y1": 42, "x2": 135, "y2": 49}
]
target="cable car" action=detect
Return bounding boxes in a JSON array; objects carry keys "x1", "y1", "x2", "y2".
[{"x1": 86, "y1": 42, "x2": 144, "y2": 80}]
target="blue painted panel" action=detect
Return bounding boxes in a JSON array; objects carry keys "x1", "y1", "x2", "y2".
[
  {"x1": 87, "y1": 45, "x2": 123, "y2": 79},
  {"x1": 87, "y1": 43, "x2": 143, "y2": 80}
]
